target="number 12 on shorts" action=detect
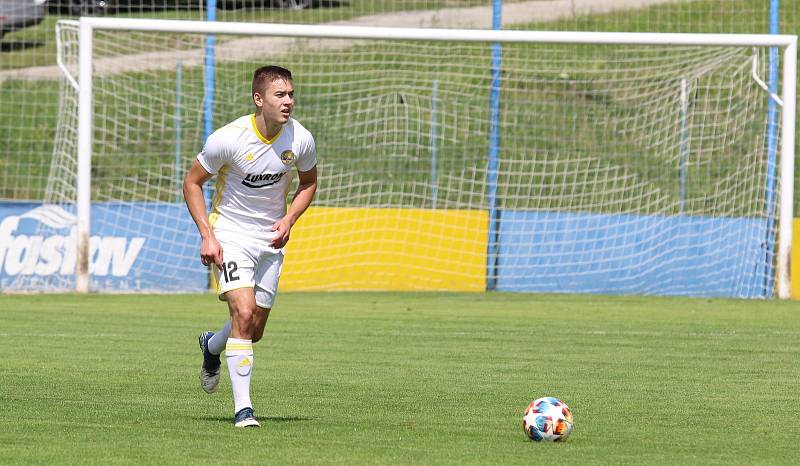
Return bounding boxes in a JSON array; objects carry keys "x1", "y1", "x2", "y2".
[{"x1": 222, "y1": 261, "x2": 240, "y2": 282}]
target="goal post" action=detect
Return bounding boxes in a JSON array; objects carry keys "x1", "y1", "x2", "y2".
[{"x1": 34, "y1": 17, "x2": 799, "y2": 297}]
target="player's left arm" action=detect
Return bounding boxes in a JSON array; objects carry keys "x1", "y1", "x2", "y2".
[{"x1": 269, "y1": 165, "x2": 317, "y2": 248}]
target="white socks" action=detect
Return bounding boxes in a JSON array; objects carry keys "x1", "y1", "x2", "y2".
[
  {"x1": 208, "y1": 320, "x2": 232, "y2": 355},
  {"x1": 210, "y1": 323, "x2": 256, "y2": 414},
  {"x1": 225, "y1": 338, "x2": 254, "y2": 413}
]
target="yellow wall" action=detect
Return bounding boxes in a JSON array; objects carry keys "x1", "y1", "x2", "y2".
[{"x1": 280, "y1": 207, "x2": 488, "y2": 291}]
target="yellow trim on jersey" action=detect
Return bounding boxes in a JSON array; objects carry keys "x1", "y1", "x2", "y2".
[
  {"x1": 251, "y1": 114, "x2": 283, "y2": 145},
  {"x1": 210, "y1": 268, "x2": 220, "y2": 292},
  {"x1": 208, "y1": 165, "x2": 229, "y2": 227}
]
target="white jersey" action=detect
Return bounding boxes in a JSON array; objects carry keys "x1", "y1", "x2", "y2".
[{"x1": 197, "y1": 114, "x2": 317, "y2": 242}]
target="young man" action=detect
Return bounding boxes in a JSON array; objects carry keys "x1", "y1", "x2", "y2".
[{"x1": 183, "y1": 65, "x2": 317, "y2": 427}]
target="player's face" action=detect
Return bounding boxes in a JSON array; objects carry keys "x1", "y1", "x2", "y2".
[{"x1": 257, "y1": 78, "x2": 294, "y2": 128}]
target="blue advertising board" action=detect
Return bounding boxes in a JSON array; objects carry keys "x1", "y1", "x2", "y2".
[
  {"x1": 496, "y1": 210, "x2": 770, "y2": 298},
  {"x1": 0, "y1": 202, "x2": 207, "y2": 292},
  {"x1": 1, "y1": 202, "x2": 773, "y2": 297}
]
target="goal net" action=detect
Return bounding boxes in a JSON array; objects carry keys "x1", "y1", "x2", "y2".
[{"x1": 12, "y1": 18, "x2": 795, "y2": 298}]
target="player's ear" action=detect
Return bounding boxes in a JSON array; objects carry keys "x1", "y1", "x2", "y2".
[{"x1": 252, "y1": 91, "x2": 263, "y2": 108}]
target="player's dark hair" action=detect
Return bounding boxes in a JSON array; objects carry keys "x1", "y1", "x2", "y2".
[{"x1": 252, "y1": 65, "x2": 293, "y2": 97}]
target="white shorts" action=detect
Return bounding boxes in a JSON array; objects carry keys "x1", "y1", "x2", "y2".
[{"x1": 215, "y1": 232, "x2": 284, "y2": 309}]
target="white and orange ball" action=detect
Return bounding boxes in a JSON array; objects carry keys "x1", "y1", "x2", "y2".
[{"x1": 523, "y1": 397, "x2": 574, "y2": 442}]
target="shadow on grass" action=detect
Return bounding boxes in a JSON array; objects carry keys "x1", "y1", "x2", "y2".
[
  {"x1": 314, "y1": 0, "x2": 348, "y2": 8},
  {"x1": 0, "y1": 40, "x2": 45, "y2": 53},
  {"x1": 200, "y1": 415, "x2": 313, "y2": 423}
]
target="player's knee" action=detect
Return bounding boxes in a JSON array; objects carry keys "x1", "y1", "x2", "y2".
[{"x1": 231, "y1": 305, "x2": 257, "y2": 325}]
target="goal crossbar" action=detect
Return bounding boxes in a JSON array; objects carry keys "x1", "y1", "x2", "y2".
[
  {"x1": 72, "y1": 17, "x2": 798, "y2": 297},
  {"x1": 80, "y1": 17, "x2": 797, "y2": 47}
]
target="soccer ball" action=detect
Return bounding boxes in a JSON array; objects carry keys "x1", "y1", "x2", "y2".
[{"x1": 522, "y1": 397, "x2": 574, "y2": 442}]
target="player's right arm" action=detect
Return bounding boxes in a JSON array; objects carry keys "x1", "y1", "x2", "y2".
[{"x1": 183, "y1": 159, "x2": 223, "y2": 270}]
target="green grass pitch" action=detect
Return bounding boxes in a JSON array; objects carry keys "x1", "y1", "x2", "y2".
[{"x1": 1, "y1": 292, "x2": 798, "y2": 465}]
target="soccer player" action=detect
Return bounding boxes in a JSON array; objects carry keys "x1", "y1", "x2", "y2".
[{"x1": 183, "y1": 65, "x2": 317, "y2": 428}]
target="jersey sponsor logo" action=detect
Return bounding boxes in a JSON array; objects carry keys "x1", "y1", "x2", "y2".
[
  {"x1": 0, "y1": 205, "x2": 144, "y2": 277},
  {"x1": 280, "y1": 150, "x2": 296, "y2": 165},
  {"x1": 242, "y1": 172, "x2": 286, "y2": 188},
  {"x1": 244, "y1": 152, "x2": 255, "y2": 161}
]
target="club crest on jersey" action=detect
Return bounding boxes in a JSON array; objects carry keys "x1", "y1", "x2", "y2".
[
  {"x1": 242, "y1": 172, "x2": 286, "y2": 188},
  {"x1": 280, "y1": 150, "x2": 296, "y2": 165}
]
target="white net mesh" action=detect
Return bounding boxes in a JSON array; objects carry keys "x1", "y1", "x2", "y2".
[
  {"x1": 7, "y1": 21, "x2": 788, "y2": 297},
  {"x1": 0, "y1": 1, "x2": 796, "y2": 203}
]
